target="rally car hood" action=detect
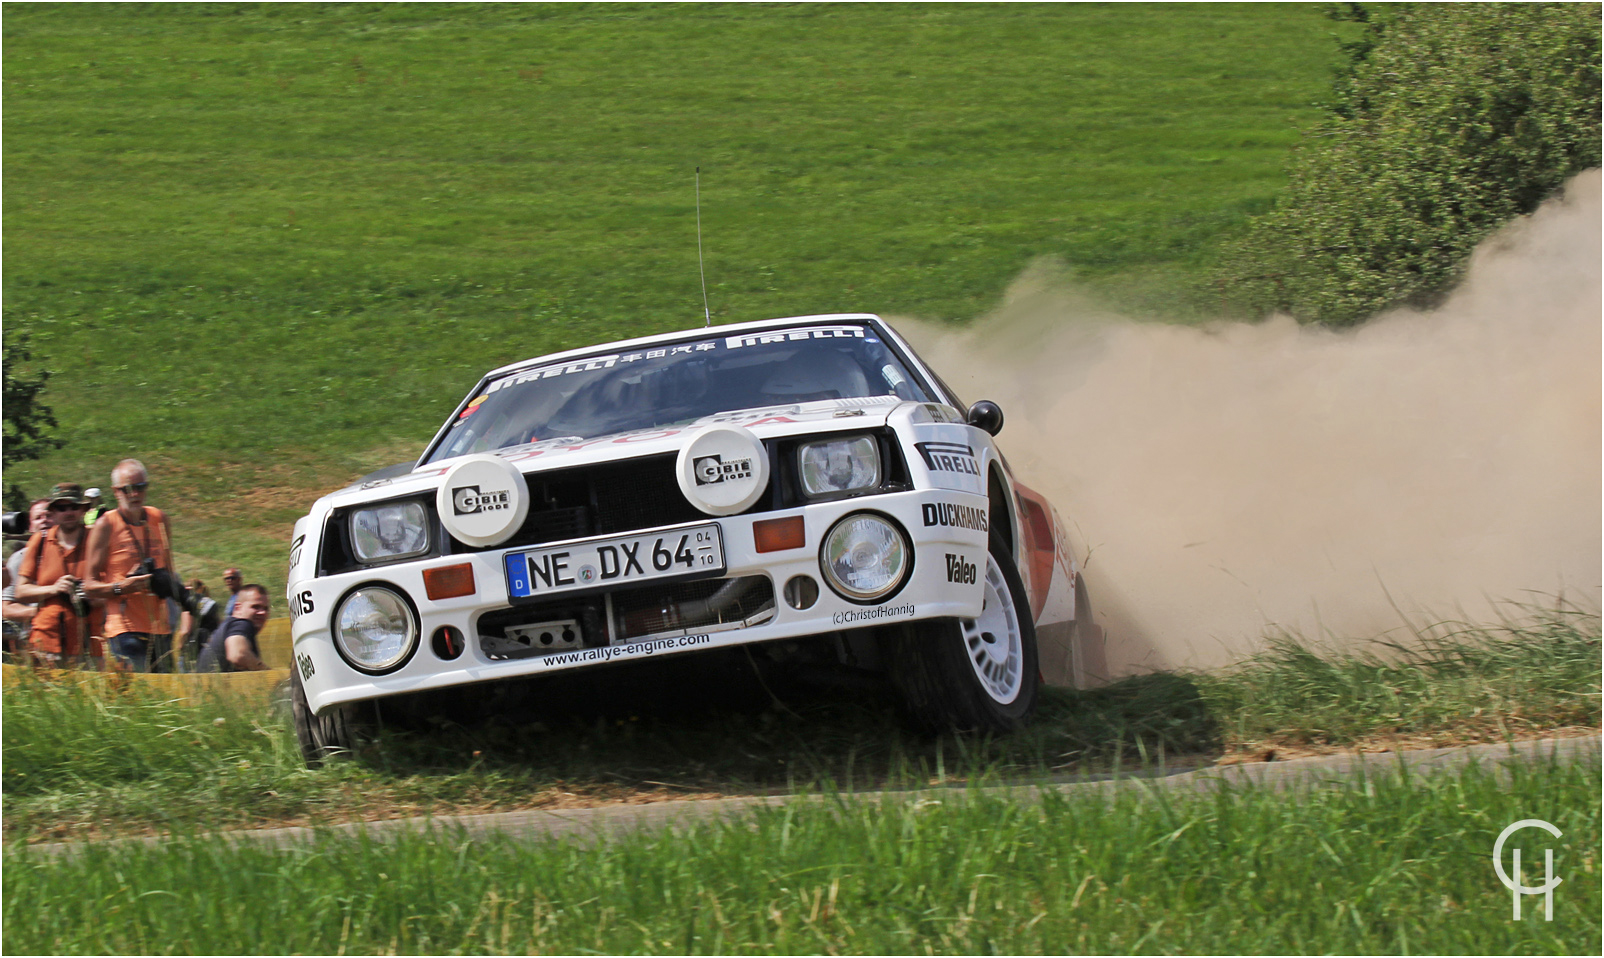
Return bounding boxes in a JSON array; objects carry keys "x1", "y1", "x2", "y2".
[{"x1": 315, "y1": 395, "x2": 947, "y2": 513}]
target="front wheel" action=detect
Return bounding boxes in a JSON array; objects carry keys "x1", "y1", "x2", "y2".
[
  {"x1": 289, "y1": 665, "x2": 372, "y2": 768},
  {"x1": 888, "y1": 531, "x2": 1040, "y2": 733}
]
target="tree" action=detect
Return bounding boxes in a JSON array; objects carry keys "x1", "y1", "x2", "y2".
[
  {"x1": 2, "y1": 332, "x2": 64, "y2": 510},
  {"x1": 1221, "y1": 4, "x2": 1601, "y2": 325}
]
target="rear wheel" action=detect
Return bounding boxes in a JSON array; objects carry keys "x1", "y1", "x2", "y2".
[
  {"x1": 290, "y1": 665, "x2": 372, "y2": 768},
  {"x1": 889, "y1": 531, "x2": 1040, "y2": 733}
]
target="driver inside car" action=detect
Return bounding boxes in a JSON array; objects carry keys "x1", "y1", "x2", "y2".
[
  {"x1": 546, "y1": 357, "x2": 715, "y2": 438},
  {"x1": 757, "y1": 348, "x2": 873, "y2": 404}
]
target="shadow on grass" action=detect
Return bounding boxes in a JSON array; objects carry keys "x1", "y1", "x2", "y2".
[
  {"x1": 1042, "y1": 671, "x2": 1222, "y2": 768},
  {"x1": 353, "y1": 651, "x2": 1224, "y2": 794}
]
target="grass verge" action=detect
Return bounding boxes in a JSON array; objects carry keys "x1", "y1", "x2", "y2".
[
  {"x1": 3, "y1": 604, "x2": 1596, "y2": 845},
  {"x1": 1194, "y1": 602, "x2": 1602, "y2": 757},
  {"x1": 5, "y1": 758, "x2": 1599, "y2": 954}
]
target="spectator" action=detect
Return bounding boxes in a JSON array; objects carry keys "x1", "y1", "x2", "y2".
[
  {"x1": 5, "y1": 499, "x2": 54, "y2": 592},
  {"x1": 62, "y1": 488, "x2": 113, "y2": 656},
  {"x1": 221, "y1": 567, "x2": 243, "y2": 618},
  {"x1": 197, "y1": 583, "x2": 270, "y2": 672},
  {"x1": 27, "y1": 497, "x2": 51, "y2": 533},
  {"x1": 85, "y1": 459, "x2": 175, "y2": 672},
  {"x1": 14, "y1": 484, "x2": 97, "y2": 667},
  {"x1": 83, "y1": 488, "x2": 108, "y2": 526},
  {"x1": 2, "y1": 567, "x2": 35, "y2": 659},
  {"x1": 176, "y1": 578, "x2": 221, "y2": 672},
  {"x1": 3, "y1": 499, "x2": 56, "y2": 650}
]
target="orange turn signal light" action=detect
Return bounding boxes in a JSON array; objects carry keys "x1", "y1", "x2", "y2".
[
  {"x1": 753, "y1": 516, "x2": 806, "y2": 553},
  {"x1": 423, "y1": 563, "x2": 476, "y2": 600}
]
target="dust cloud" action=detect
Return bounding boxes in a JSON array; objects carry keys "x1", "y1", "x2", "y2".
[{"x1": 902, "y1": 170, "x2": 1601, "y2": 677}]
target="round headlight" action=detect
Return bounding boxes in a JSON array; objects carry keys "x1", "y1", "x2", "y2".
[
  {"x1": 333, "y1": 586, "x2": 419, "y2": 673},
  {"x1": 819, "y1": 513, "x2": 910, "y2": 602}
]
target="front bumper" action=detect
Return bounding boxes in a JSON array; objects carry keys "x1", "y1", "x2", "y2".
[{"x1": 292, "y1": 488, "x2": 990, "y2": 713}]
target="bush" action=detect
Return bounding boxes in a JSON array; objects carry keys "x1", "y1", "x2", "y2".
[
  {"x1": 1221, "y1": 4, "x2": 1601, "y2": 325},
  {"x1": 1, "y1": 332, "x2": 63, "y2": 509}
]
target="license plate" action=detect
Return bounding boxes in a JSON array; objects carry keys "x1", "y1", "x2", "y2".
[{"x1": 504, "y1": 523, "x2": 725, "y2": 599}]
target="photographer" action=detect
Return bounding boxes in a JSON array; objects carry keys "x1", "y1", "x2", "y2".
[
  {"x1": 85, "y1": 460, "x2": 176, "y2": 672},
  {"x1": 3, "y1": 567, "x2": 37, "y2": 659},
  {"x1": 5, "y1": 499, "x2": 54, "y2": 592},
  {"x1": 4, "y1": 498, "x2": 55, "y2": 654},
  {"x1": 13, "y1": 484, "x2": 97, "y2": 667}
]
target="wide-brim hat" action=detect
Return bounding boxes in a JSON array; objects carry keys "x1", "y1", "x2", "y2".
[{"x1": 47, "y1": 482, "x2": 90, "y2": 506}]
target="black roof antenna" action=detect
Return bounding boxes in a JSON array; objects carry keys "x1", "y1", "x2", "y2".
[{"x1": 696, "y1": 167, "x2": 712, "y2": 327}]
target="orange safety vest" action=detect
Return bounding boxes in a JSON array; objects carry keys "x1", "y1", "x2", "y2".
[
  {"x1": 99, "y1": 507, "x2": 172, "y2": 637},
  {"x1": 20, "y1": 527, "x2": 92, "y2": 656}
]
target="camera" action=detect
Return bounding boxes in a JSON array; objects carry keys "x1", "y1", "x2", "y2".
[
  {"x1": 135, "y1": 558, "x2": 221, "y2": 630},
  {"x1": 70, "y1": 582, "x2": 91, "y2": 618},
  {"x1": 2, "y1": 511, "x2": 29, "y2": 538},
  {"x1": 137, "y1": 557, "x2": 191, "y2": 609},
  {"x1": 136, "y1": 557, "x2": 185, "y2": 603}
]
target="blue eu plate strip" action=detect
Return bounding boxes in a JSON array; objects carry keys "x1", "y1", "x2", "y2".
[{"x1": 505, "y1": 552, "x2": 531, "y2": 598}]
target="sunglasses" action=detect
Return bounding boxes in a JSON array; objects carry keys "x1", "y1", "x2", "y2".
[
  {"x1": 48, "y1": 503, "x2": 88, "y2": 513},
  {"x1": 117, "y1": 482, "x2": 150, "y2": 493}
]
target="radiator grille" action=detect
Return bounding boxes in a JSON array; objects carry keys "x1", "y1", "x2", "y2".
[
  {"x1": 590, "y1": 456, "x2": 705, "y2": 535},
  {"x1": 466, "y1": 454, "x2": 705, "y2": 552}
]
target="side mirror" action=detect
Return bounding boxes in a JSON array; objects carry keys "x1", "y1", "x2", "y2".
[{"x1": 967, "y1": 400, "x2": 1004, "y2": 437}]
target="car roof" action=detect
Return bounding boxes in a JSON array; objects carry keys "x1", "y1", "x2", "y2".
[{"x1": 484, "y1": 313, "x2": 886, "y2": 379}]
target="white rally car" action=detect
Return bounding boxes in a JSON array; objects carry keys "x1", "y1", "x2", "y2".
[{"x1": 286, "y1": 314, "x2": 1104, "y2": 765}]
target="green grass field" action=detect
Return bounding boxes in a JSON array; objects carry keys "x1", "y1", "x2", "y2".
[
  {"x1": 3, "y1": 3, "x2": 1351, "y2": 595},
  {"x1": 6, "y1": 758, "x2": 1598, "y2": 955}
]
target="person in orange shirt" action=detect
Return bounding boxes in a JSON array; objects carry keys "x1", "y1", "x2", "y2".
[
  {"x1": 85, "y1": 460, "x2": 174, "y2": 672},
  {"x1": 13, "y1": 484, "x2": 97, "y2": 667}
]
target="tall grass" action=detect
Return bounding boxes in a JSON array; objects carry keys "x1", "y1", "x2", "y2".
[
  {"x1": 5, "y1": 757, "x2": 1598, "y2": 954},
  {"x1": 1192, "y1": 602, "x2": 1602, "y2": 751},
  {"x1": 4, "y1": 608, "x2": 1597, "y2": 844},
  {"x1": 0, "y1": 677, "x2": 322, "y2": 840}
]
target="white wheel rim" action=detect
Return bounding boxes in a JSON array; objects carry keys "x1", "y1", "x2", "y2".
[{"x1": 960, "y1": 554, "x2": 1023, "y2": 704}]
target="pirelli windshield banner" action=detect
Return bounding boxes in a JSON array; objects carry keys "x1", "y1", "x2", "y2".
[{"x1": 484, "y1": 326, "x2": 870, "y2": 395}]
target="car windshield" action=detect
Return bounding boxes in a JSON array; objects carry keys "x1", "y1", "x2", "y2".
[{"x1": 424, "y1": 323, "x2": 933, "y2": 463}]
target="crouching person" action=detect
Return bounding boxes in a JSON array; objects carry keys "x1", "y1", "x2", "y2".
[{"x1": 197, "y1": 584, "x2": 269, "y2": 673}]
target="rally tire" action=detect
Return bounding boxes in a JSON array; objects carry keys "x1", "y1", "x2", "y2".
[
  {"x1": 289, "y1": 665, "x2": 372, "y2": 768},
  {"x1": 889, "y1": 530, "x2": 1040, "y2": 733}
]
